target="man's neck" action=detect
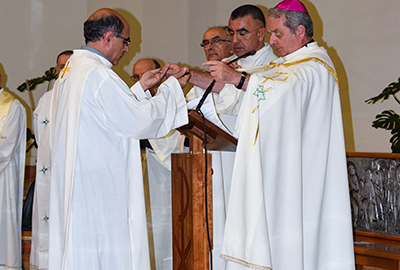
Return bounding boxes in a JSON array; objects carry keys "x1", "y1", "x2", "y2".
[{"x1": 82, "y1": 44, "x2": 109, "y2": 62}]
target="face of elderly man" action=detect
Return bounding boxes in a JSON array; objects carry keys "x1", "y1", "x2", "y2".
[
  {"x1": 267, "y1": 13, "x2": 305, "y2": 57},
  {"x1": 201, "y1": 27, "x2": 232, "y2": 61},
  {"x1": 228, "y1": 14, "x2": 265, "y2": 57}
]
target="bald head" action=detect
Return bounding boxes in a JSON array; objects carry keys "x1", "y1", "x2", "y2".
[
  {"x1": 84, "y1": 8, "x2": 130, "y2": 66},
  {"x1": 132, "y1": 58, "x2": 161, "y2": 94},
  {"x1": 132, "y1": 58, "x2": 160, "y2": 83},
  {"x1": 202, "y1": 26, "x2": 232, "y2": 61},
  {"x1": 84, "y1": 8, "x2": 129, "y2": 44}
]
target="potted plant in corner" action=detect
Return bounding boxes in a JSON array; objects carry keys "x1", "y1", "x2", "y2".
[{"x1": 365, "y1": 77, "x2": 400, "y2": 153}]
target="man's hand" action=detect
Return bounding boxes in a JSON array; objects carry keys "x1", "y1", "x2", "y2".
[
  {"x1": 166, "y1": 64, "x2": 183, "y2": 78},
  {"x1": 166, "y1": 64, "x2": 190, "y2": 88},
  {"x1": 139, "y1": 62, "x2": 170, "y2": 91},
  {"x1": 203, "y1": 60, "x2": 242, "y2": 86},
  {"x1": 169, "y1": 66, "x2": 190, "y2": 88}
]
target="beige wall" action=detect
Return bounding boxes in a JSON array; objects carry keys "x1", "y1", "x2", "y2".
[{"x1": 1, "y1": 0, "x2": 399, "y2": 153}]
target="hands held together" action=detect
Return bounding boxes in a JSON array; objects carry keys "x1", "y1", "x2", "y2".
[{"x1": 139, "y1": 63, "x2": 190, "y2": 93}]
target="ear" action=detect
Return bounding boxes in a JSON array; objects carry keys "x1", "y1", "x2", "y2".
[
  {"x1": 295, "y1": 25, "x2": 306, "y2": 38},
  {"x1": 103, "y1": 31, "x2": 115, "y2": 46},
  {"x1": 258, "y1": 27, "x2": 266, "y2": 41}
]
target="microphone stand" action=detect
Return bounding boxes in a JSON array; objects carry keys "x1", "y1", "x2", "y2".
[{"x1": 195, "y1": 49, "x2": 255, "y2": 113}]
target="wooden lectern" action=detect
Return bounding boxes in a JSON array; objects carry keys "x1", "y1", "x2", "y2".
[{"x1": 171, "y1": 110, "x2": 237, "y2": 270}]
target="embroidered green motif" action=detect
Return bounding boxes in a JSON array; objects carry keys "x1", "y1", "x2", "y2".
[
  {"x1": 42, "y1": 212, "x2": 49, "y2": 224},
  {"x1": 39, "y1": 165, "x2": 50, "y2": 175},
  {"x1": 253, "y1": 84, "x2": 266, "y2": 101},
  {"x1": 41, "y1": 116, "x2": 49, "y2": 127}
]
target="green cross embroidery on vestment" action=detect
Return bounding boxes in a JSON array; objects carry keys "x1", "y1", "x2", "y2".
[
  {"x1": 42, "y1": 212, "x2": 49, "y2": 225},
  {"x1": 41, "y1": 116, "x2": 49, "y2": 127},
  {"x1": 40, "y1": 165, "x2": 50, "y2": 175},
  {"x1": 253, "y1": 84, "x2": 266, "y2": 101}
]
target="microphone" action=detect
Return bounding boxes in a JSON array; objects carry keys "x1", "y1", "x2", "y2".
[
  {"x1": 225, "y1": 49, "x2": 256, "y2": 65},
  {"x1": 195, "y1": 50, "x2": 256, "y2": 113}
]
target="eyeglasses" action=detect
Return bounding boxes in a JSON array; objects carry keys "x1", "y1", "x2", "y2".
[
  {"x1": 200, "y1": 37, "x2": 230, "y2": 47},
  {"x1": 115, "y1": 34, "x2": 131, "y2": 46},
  {"x1": 227, "y1": 27, "x2": 262, "y2": 38}
]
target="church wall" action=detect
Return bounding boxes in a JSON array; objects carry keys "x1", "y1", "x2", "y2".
[{"x1": 1, "y1": 0, "x2": 400, "y2": 154}]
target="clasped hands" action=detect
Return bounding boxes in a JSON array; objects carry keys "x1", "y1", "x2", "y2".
[{"x1": 139, "y1": 63, "x2": 190, "y2": 91}]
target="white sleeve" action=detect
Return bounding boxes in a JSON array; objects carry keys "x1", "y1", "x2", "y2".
[{"x1": 0, "y1": 101, "x2": 26, "y2": 173}]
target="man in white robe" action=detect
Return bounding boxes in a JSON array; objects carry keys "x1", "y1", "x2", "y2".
[
  {"x1": 47, "y1": 9, "x2": 189, "y2": 270},
  {"x1": 186, "y1": 7, "x2": 277, "y2": 269},
  {"x1": 30, "y1": 50, "x2": 73, "y2": 270},
  {"x1": 205, "y1": 0, "x2": 355, "y2": 269},
  {"x1": 0, "y1": 73, "x2": 27, "y2": 270},
  {"x1": 149, "y1": 7, "x2": 278, "y2": 269}
]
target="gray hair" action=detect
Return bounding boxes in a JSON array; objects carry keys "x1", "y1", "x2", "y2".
[{"x1": 267, "y1": 9, "x2": 313, "y2": 39}]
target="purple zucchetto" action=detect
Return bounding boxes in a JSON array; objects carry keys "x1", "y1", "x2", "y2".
[{"x1": 274, "y1": 0, "x2": 309, "y2": 13}]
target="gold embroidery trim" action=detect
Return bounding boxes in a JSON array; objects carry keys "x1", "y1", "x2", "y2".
[
  {"x1": 220, "y1": 254, "x2": 273, "y2": 270},
  {"x1": 264, "y1": 57, "x2": 339, "y2": 87},
  {"x1": 252, "y1": 57, "x2": 339, "y2": 144}
]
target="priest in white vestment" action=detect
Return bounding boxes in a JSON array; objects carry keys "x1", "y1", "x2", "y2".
[
  {"x1": 186, "y1": 11, "x2": 277, "y2": 268},
  {"x1": 0, "y1": 73, "x2": 27, "y2": 270},
  {"x1": 46, "y1": 9, "x2": 189, "y2": 270},
  {"x1": 148, "y1": 13, "x2": 277, "y2": 268},
  {"x1": 204, "y1": 1, "x2": 355, "y2": 269},
  {"x1": 30, "y1": 50, "x2": 73, "y2": 270}
]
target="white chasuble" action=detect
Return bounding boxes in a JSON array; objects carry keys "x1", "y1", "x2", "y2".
[
  {"x1": 47, "y1": 49, "x2": 187, "y2": 270},
  {"x1": 222, "y1": 43, "x2": 355, "y2": 270},
  {"x1": 0, "y1": 88, "x2": 26, "y2": 270},
  {"x1": 30, "y1": 90, "x2": 53, "y2": 270}
]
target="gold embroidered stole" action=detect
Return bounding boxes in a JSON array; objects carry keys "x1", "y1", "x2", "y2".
[
  {"x1": 251, "y1": 57, "x2": 339, "y2": 144},
  {"x1": 264, "y1": 57, "x2": 339, "y2": 87},
  {"x1": 0, "y1": 89, "x2": 15, "y2": 118}
]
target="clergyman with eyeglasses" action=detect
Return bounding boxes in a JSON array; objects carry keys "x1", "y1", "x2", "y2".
[
  {"x1": 189, "y1": 4, "x2": 277, "y2": 119},
  {"x1": 200, "y1": 26, "x2": 233, "y2": 61},
  {"x1": 45, "y1": 8, "x2": 190, "y2": 270}
]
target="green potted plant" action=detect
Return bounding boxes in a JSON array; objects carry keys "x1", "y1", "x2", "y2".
[{"x1": 365, "y1": 78, "x2": 400, "y2": 153}]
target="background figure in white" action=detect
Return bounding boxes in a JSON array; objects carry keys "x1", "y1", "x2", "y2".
[
  {"x1": 0, "y1": 72, "x2": 27, "y2": 270},
  {"x1": 30, "y1": 50, "x2": 73, "y2": 270}
]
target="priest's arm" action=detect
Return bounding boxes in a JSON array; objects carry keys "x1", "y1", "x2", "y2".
[{"x1": 94, "y1": 64, "x2": 189, "y2": 140}]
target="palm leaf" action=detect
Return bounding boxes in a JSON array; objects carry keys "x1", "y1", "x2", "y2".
[
  {"x1": 390, "y1": 128, "x2": 400, "y2": 153},
  {"x1": 365, "y1": 77, "x2": 400, "y2": 105},
  {"x1": 372, "y1": 110, "x2": 400, "y2": 153},
  {"x1": 17, "y1": 67, "x2": 57, "y2": 92},
  {"x1": 372, "y1": 110, "x2": 400, "y2": 130}
]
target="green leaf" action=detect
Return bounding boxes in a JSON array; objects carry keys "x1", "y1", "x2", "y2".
[
  {"x1": 365, "y1": 77, "x2": 400, "y2": 105},
  {"x1": 372, "y1": 110, "x2": 400, "y2": 130}
]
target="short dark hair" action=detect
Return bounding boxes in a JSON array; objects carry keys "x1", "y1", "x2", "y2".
[
  {"x1": 83, "y1": 14, "x2": 125, "y2": 44},
  {"x1": 56, "y1": 50, "x2": 73, "y2": 64},
  {"x1": 153, "y1": 59, "x2": 161, "y2": 69},
  {"x1": 230, "y1": 5, "x2": 266, "y2": 27},
  {"x1": 268, "y1": 9, "x2": 313, "y2": 39}
]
